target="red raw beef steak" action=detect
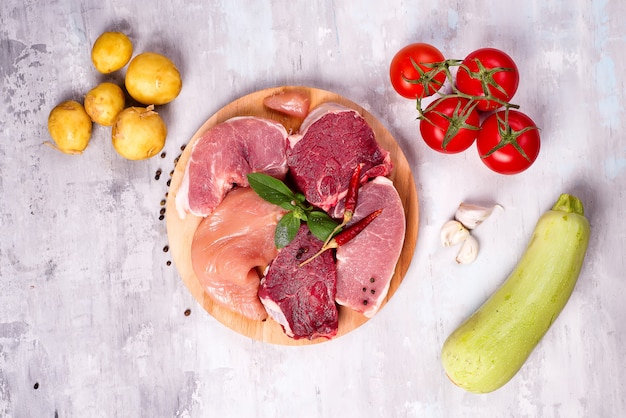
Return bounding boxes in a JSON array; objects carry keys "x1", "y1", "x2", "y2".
[
  {"x1": 259, "y1": 225, "x2": 338, "y2": 340},
  {"x1": 286, "y1": 103, "x2": 392, "y2": 215}
]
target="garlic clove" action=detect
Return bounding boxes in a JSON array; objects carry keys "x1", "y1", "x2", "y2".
[
  {"x1": 440, "y1": 220, "x2": 470, "y2": 247},
  {"x1": 454, "y1": 203, "x2": 503, "y2": 230},
  {"x1": 456, "y1": 235, "x2": 479, "y2": 264}
]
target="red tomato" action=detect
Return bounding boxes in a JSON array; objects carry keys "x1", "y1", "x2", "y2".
[
  {"x1": 455, "y1": 48, "x2": 519, "y2": 111},
  {"x1": 477, "y1": 110, "x2": 540, "y2": 174},
  {"x1": 419, "y1": 97, "x2": 481, "y2": 153},
  {"x1": 390, "y1": 43, "x2": 446, "y2": 99}
]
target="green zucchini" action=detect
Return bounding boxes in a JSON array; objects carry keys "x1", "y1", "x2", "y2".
[{"x1": 441, "y1": 193, "x2": 590, "y2": 393}]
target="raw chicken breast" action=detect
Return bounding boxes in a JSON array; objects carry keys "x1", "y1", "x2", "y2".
[
  {"x1": 335, "y1": 176, "x2": 406, "y2": 317},
  {"x1": 176, "y1": 116, "x2": 289, "y2": 219},
  {"x1": 191, "y1": 187, "x2": 286, "y2": 321}
]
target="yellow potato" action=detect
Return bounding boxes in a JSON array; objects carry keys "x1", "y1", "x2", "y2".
[
  {"x1": 112, "y1": 105, "x2": 167, "y2": 160},
  {"x1": 46, "y1": 100, "x2": 92, "y2": 154},
  {"x1": 91, "y1": 31, "x2": 133, "y2": 74},
  {"x1": 84, "y1": 82, "x2": 125, "y2": 126},
  {"x1": 125, "y1": 52, "x2": 182, "y2": 105}
]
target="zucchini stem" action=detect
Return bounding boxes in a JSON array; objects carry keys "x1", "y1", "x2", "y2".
[{"x1": 552, "y1": 194, "x2": 585, "y2": 216}]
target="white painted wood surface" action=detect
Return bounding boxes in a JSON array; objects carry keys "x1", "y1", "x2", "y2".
[{"x1": 1, "y1": 0, "x2": 624, "y2": 416}]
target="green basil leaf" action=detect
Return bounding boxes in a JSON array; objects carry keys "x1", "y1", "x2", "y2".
[
  {"x1": 247, "y1": 173, "x2": 296, "y2": 207},
  {"x1": 307, "y1": 211, "x2": 340, "y2": 242},
  {"x1": 275, "y1": 211, "x2": 301, "y2": 248},
  {"x1": 277, "y1": 201, "x2": 297, "y2": 211}
]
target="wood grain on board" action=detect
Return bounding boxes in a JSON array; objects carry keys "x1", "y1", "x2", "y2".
[{"x1": 165, "y1": 86, "x2": 419, "y2": 345}]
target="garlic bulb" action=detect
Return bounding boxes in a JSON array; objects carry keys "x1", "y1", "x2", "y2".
[
  {"x1": 440, "y1": 220, "x2": 470, "y2": 247},
  {"x1": 456, "y1": 235, "x2": 479, "y2": 264},
  {"x1": 454, "y1": 203, "x2": 503, "y2": 230}
]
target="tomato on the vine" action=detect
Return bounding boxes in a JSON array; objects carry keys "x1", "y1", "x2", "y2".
[
  {"x1": 390, "y1": 43, "x2": 446, "y2": 99},
  {"x1": 455, "y1": 48, "x2": 519, "y2": 111},
  {"x1": 477, "y1": 110, "x2": 540, "y2": 175},
  {"x1": 419, "y1": 97, "x2": 481, "y2": 153}
]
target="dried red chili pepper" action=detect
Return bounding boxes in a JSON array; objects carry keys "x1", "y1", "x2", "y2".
[
  {"x1": 333, "y1": 208, "x2": 382, "y2": 246},
  {"x1": 321, "y1": 164, "x2": 364, "y2": 248},
  {"x1": 300, "y1": 208, "x2": 383, "y2": 266},
  {"x1": 343, "y1": 163, "x2": 363, "y2": 224}
]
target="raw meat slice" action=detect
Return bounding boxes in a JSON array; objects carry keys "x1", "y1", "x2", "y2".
[
  {"x1": 335, "y1": 176, "x2": 406, "y2": 317},
  {"x1": 176, "y1": 116, "x2": 289, "y2": 219},
  {"x1": 191, "y1": 187, "x2": 286, "y2": 321},
  {"x1": 286, "y1": 103, "x2": 392, "y2": 214},
  {"x1": 263, "y1": 91, "x2": 311, "y2": 118},
  {"x1": 259, "y1": 225, "x2": 338, "y2": 340}
]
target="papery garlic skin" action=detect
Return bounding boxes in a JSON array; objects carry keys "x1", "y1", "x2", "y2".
[
  {"x1": 441, "y1": 220, "x2": 470, "y2": 247},
  {"x1": 456, "y1": 235, "x2": 479, "y2": 264},
  {"x1": 454, "y1": 203, "x2": 503, "y2": 229}
]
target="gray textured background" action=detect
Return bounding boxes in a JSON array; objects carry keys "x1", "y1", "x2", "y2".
[{"x1": 1, "y1": 0, "x2": 625, "y2": 417}]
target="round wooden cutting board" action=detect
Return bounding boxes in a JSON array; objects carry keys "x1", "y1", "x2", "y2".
[{"x1": 166, "y1": 86, "x2": 419, "y2": 345}]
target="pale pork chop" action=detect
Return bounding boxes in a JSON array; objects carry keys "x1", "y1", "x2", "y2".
[
  {"x1": 286, "y1": 103, "x2": 392, "y2": 216},
  {"x1": 335, "y1": 176, "x2": 406, "y2": 317},
  {"x1": 259, "y1": 225, "x2": 338, "y2": 340},
  {"x1": 191, "y1": 187, "x2": 286, "y2": 321},
  {"x1": 176, "y1": 116, "x2": 289, "y2": 219}
]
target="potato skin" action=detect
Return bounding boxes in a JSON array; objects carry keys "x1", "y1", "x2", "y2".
[
  {"x1": 47, "y1": 100, "x2": 93, "y2": 154},
  {"x1": 91, "y1": 32, "x2": 133, "y2": 74},
  {"x1": 125, "y1": 52, "x2": 182, "y2": 105},
  {"x1": 111, "y1": 106, "x2": 167, "y2": 160},
  {"x1": 84, "y1": 82, "x2": 125, "y2": 126}
]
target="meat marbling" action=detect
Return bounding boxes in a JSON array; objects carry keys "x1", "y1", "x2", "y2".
[
  {"x1": 286, "y1": 103, "x2": 392, "y2": 215},
  {"x1": 191, "y1": 187, "x2": 286, "y2": 321},
  {"x1": 335, "y1": 176, "x2": 406, "y2": 317},
  {"x1": 176, "y1": 116, "x2": 289, "y2": 219},
  {"x1": 259, "y1": 225, "x2": 338, "y2": 340}
]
